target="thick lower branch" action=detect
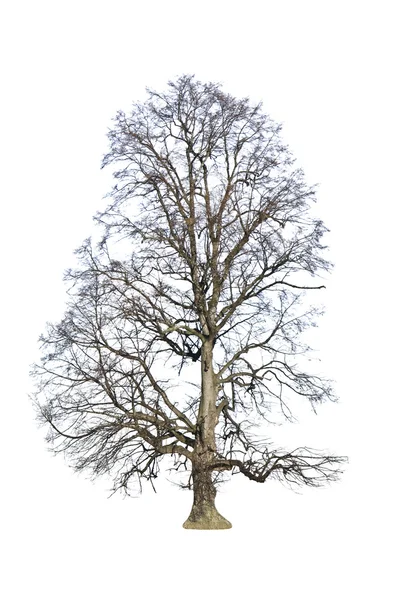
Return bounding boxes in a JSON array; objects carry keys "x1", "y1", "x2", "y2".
[{"x1": 211, "y1": 449, "x2": 347, "y2": 486}]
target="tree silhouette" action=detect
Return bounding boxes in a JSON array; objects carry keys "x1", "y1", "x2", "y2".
[{"x1": 32, "y1": 75, "x2": 346, "y2": 529}]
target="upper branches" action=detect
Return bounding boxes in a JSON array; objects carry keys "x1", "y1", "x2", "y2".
[{"x1": 99, "y1": 75, "x2": 331, "y2": 340}]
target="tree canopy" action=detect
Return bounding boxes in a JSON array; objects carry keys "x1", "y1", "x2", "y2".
[{"x1": 32, "y1": 75, "x2": 346, "y2": 529}]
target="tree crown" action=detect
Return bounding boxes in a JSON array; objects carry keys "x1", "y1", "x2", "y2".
[{"x1": 32, "y1": 75, "x2": 345, "y2": 499}]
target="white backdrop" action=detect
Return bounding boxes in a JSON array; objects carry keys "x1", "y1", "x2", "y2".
[{"x1": 1, "y1": 1, "x2": 397, "y2": 598}]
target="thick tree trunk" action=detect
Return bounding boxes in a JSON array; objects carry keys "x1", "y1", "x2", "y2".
[
  {"x1": 183, "y1": 457, "x2": 232, "y2": 529},
  {"x1": 183, "y1": 338, "x2": 232, "y2": 529}
]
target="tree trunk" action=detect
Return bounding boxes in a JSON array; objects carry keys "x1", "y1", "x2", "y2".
[
  {"x1": 183, "y1": 457, "x2": 231, "y2": 529},
  {"x1": 183, "y1": 338, "x2": 232, "y2": 529}
]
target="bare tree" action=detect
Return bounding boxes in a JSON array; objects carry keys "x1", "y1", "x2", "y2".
[{"x1": 32, "y1": 75, "x2": 346, "y2": 529}]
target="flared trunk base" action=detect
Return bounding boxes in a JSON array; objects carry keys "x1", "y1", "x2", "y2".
[{"x1": 183, "y1": 503, "x2": 232, "y2": 530}]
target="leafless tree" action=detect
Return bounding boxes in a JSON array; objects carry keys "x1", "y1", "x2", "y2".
[{"x1": 32, "y1": 75, "x2": 346, "y2": 529}]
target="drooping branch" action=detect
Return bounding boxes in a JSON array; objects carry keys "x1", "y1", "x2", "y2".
[{"x1": 212, "y1": 447, "x2": 346, "y2": 487}]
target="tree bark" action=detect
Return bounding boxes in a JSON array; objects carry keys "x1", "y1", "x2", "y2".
[
  {"x1": 183, "y1": 339, "x2": 232, "y2": 529},
  {"x1": 183, "y1": 457, "x2": 231, "y2": 529}
]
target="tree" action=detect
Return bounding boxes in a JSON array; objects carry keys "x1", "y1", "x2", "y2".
[{"x1": 32, "y1": 75, "x2": 346, "y2": 529}]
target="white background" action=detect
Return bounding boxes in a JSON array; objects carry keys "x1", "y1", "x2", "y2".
[{"x1": 1, "y1": 1, "x2": 397, "y2": 598}]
